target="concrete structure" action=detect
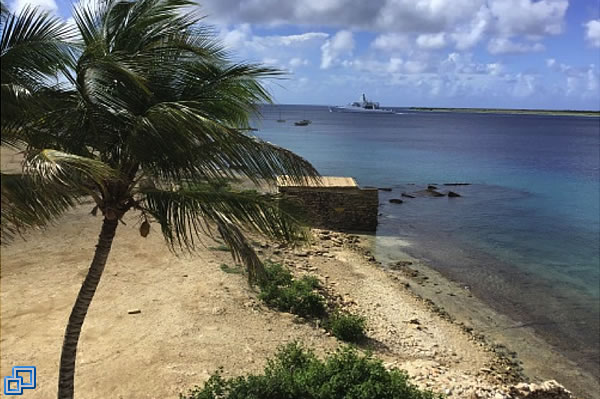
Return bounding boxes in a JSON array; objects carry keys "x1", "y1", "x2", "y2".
[{"x1": 277, "y1": 176, "x2": 378, "y2": 232}]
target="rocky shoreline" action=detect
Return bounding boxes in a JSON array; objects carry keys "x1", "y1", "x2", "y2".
[{"x1": 253, "y1": 228, "x2": 579, "y2": 399}]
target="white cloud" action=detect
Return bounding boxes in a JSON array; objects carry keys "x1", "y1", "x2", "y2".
[
  {"x1": 219, "y1": 25, "x2": 329, "y2": 52},
  {"x1": 511, "y1": 73, "x2": 538, "y2": 97},
  {"x1": 11, "y1": 0, "x2": 58, "y2": 13},
  {"x1": 220, "y1": 24, "x2": 253, "y2": 50},
  {"x1": 487, "y1": 63, "x2": 504, "y2": 76},
  {"x1": 451, "y1": 6, "x2": 491, "y2": 50},
  {"x1": 289, "y1": 57, "x2": 309, "y2": 68},
  {"x1": 198, "y1": 0, "x2": 594, "y2": 108},
  {"x1": 262, "y1": 57, "x2": 280, "y2": 66},
  {"x1": 489, "y1": 0, "x2": 568, "y2": 37},
  {"x1": 553, "y1": 62, "x2": 600, "y2": 97},
  {"x1": 371, "y1": 33, "x2": 411, "y2": 52},
  {"x1": 342, "y1": 56, "x2": 428, "y2": 76},
  {"x1": 539, "y1": 58, "x2": 599, "y2": 99},
  {"x1": 487, "y1": 37, "x2": 545, "y2": 54},
  {"x1": 340, "y1": 51, "x2": 512, "y2": 102},
  {"x1": 587, "y1": 67, "x2": 599, "y2": 93},
  {"x1": 374, "y1": 0, "x2": 484, "y2": 33},
  {"x1": 216, "y1": 24, "x2": 329, "y2": 69},
  {"x1": 584, "y1": 19, "x2": 600, "y2": 48},
  {"x1": 416, "y1": 33, "x2": 446, "y2": 49},
  {"x1": 344, "y1": 51, "x2": 504, "y2": 82},
  {"x1": 440, "y1": 52, "x2": 504, "y2": 76},
  {"x1": 320, "y1": 30, "x2": 354, "y2": 69},
  {"x1": 259, "y1": 32, "x2": 330, "y2": 47},
  {"x1": 404, "y1": 60, "x2": 428, "y2": 74},
  {"x1": 202, "y1": 0, "x2": 569, "y2": 52},
  {"x1": 386, "y1": 57, "x2": 404, "y2": 73}
]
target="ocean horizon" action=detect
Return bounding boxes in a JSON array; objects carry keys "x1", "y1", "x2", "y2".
[{"x1": 252, "y1": 104, "x2": 600, "y2": 382}]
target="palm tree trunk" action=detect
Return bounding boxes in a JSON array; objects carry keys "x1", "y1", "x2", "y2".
[{"x1": 57, "y1": 217, "x2": 119, "y2": 399}]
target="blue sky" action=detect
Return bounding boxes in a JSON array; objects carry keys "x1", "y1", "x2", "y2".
[{"x1": 11, "y1": 0, "x2": 600, "y2": 109}]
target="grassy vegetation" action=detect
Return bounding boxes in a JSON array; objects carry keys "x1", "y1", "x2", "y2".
[
  {"x1": 181, "y1": 343, "x2": 439, "y2": 399},
  {"x1": 257, "y1": 262, "x2": 326, "y2": 319},
  {"x1": 325, "y1": 312, "x2": 367, "y2": 343},
  {"x1": 410, "y1": 107, "x2": 600, "y2": 117},
  {"x1": 256, "y1": 262, "x2": 368, "y2": 343}
]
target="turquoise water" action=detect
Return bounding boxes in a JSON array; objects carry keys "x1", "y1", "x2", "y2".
[{"x1": 252, "y1": 105, "x2": 600, "y2": 377}]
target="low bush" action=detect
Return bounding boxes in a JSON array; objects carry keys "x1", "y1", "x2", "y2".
[
  {"x1": 258, "y1": 262, "x2": 326, "y2": 319},
  {"x1": 181, "y1": 342, "x2": 439, "y2": 399},
  {"x1": 256, "y1": 262, "x2": 369, "y2": 342},
  {"x1": 326, "y1": 312, "x2": 367, "y2": 343}
]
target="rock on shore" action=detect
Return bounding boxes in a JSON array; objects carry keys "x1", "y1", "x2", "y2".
[{"x1": 508, "y1": 380, "x2": 573, "y2": 399}]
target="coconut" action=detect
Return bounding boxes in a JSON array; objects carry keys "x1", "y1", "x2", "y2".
[{"x1": 140, "y1": 221, "x2": 150, "y2": 237}]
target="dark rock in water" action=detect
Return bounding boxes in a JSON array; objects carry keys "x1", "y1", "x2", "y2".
[
  {"x1": 447, "y1": 191, "x2": 461, "y2": 197},
  {"x1": 414, "y1": 189, "x2": 445, "y2": 197},
  {"x1": 427, "y1": 185, "x2": 438, "y2": 190},
  {"x1": 443, "y1": 182, "x2": 471, "y2": 186},
  {"x1": 389, "y1": 199, "x2": 403, "y2": 204},
  {"x1": 401, "y1": 193, "x2": 416, "y2": 198},
  {"x1": 378, "y1": 187, "x2": 392, "y2": 192}
]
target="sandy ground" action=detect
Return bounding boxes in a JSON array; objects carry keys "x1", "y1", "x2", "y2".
[
  {"x1": 0, "y1": 203, "x2": 531, "y2": 399},
  {"x1": 1, "y1": 205, "x2": 339, "y2": 398}
]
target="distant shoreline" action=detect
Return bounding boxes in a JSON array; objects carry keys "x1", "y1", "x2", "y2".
[
  {"x1": 409, "y1": 107, "x2": 600, "y2": 117},
  {"x1": 264, "y1": 104, "x2": 600, "y2": 117}
]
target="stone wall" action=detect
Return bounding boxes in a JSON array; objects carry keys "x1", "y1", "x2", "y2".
[{"x1": 279, "y1": 186, "x2": 378, "y2": 232}]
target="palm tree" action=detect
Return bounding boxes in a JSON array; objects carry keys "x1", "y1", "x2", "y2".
[
  {"x1": 1, "y1": 2, "x2": 114, "y2": 242},
  {"x1": 8, "y1": 0, "x2": 318, "y2": 398}
]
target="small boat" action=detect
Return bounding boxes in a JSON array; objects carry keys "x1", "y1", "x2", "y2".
[
  {"x1": 330, "y1": 93, "x2": 395, "y2": 114},
  {"x1": 294, "y1": 119, "x2": 312, "y2": 126}
]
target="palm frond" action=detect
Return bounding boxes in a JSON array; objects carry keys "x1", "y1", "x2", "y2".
[
  {"x1": 1, "y1": 0, "x2": 320, "y2": 256},
  {"x1": 1, "y1": 1, "x2": 8, "y2": 18},
  {"x1": 142, "y1": 185, "x2": 307, "y2": 247},
  {"x1": 142, "y1": 185, "x2": 308, "y2": 280},
  {"x1": 1, "y1": 172, "x2": 78, "y2": 243},
  {"x1": 0, "y1": 4, "x2": 75, "y2": 90},
  {"x1": 1, "y1": 4, "x2": 75, "y2": 152},
  {"x1": 25, "y1": 149, "x2": 119, "y2": 191},
  {"x1": 126, "y1": 100, "x2": 318, "y2": 184},
  {"x1": 1, "y1": 149, "x2": 120, "y2": 243},
  {"x1": 214, "y1": 216, "x2": 264, "y2": 283}
]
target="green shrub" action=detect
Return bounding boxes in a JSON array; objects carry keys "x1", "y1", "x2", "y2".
[
  {"x1": 181, "y1": 343, "x2": 439, "y2": 399},
  {"x1": 259, "y1": 261, "x2": 293, "y2": 287},
  {"x1": 326, "y1": 312, "x2": 367, "y2": 343},
  {"x1": 258, "y1": 263, "x2": 326, "y2": 319}
]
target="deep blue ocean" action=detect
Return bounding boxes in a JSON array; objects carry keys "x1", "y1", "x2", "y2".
[{"x1": 252, "y1": 104, "x2": 600, "y2": 377}]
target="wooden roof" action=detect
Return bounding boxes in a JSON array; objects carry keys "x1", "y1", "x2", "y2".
[{"x1": 277, "y1": 175, "x2": 358, "y2": 188}]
